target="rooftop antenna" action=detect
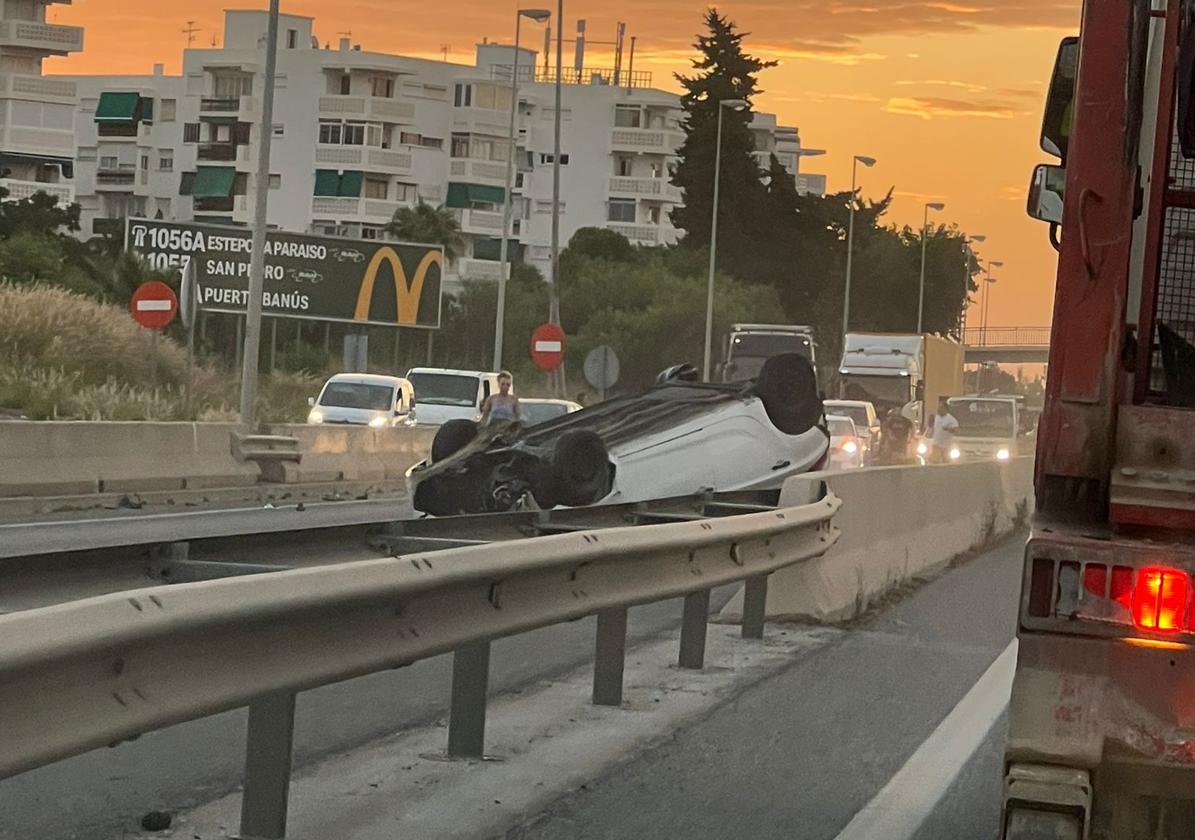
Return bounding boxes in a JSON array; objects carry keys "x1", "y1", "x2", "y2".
[
  {"x1": 210, "y1": 33, "x2": 218, "y2": 48},
  {"x1": 440, "y1": 43, "x2": 450, "y2": 61},
  {"x1": 182, "y1": 20, "x2": 200, "y2": 48}
]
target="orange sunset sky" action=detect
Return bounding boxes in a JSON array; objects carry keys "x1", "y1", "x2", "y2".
[{"x1": 44, "y1": 0, "x2": 1082, "y2": 330}]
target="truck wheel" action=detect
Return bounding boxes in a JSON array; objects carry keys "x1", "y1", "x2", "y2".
[
  {"x1": 431, "y1": 419, "x2": 478, "y2": 463},
  {"x1": 550, "y1": 430, "x2": 611, "y2": 507}
]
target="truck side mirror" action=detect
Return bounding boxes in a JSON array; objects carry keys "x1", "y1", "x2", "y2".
[
  {"x1": 1028, "y1": 164, "x2": 1066, "y2": 224},
  {"x1": 1041, "y1": 36, "x2": 1078, "y2": 160}
]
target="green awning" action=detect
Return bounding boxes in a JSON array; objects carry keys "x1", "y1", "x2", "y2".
[
  {"x1": 95, "y1": 92, "x2": 140, "y2": 122},
  {"x1": 313, "y1": 169, "x2": 340, "y2": 197},
  {"x1": 192, "y1": 166, "x2": 236, "y2": 198},
  {"x1": 445, "y1": 182, "x2": 505, "y2": 209},
  {"x1": 338, "y1": 170, "x2": 363, "y2": 198}
]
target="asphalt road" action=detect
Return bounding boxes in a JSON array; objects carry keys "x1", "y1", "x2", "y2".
[
  {"x1": 0, "y1": 588, "x2": 737, "y2": 840},
  {"x1": 506, "y1": 537, "x2": 1023, "y2": 840}
]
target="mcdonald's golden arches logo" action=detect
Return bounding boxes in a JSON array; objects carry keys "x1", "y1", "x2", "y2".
[{"x1": 353, "y1": 247, "x2": 443, "y2": 326}]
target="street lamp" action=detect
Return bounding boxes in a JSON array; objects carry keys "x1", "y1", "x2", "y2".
[
  {"x1": 842, "y1": 154, "x2": 877, "y2": 342},
  {"x1": 978, "y1": 259, "x2": 1003, "y2": 391},
  {"x1": 961, "y1": 234, "x2": 986, "y2": 336},
  {"x1": 702, "y1": 98, "x2": 748, "y2": 382},
  {"x1": 916, "y1": 201, "x2": 946, "y2": 334},
  {"x1": 493, "y1": 7, "x2": 551, "y2": 371}
]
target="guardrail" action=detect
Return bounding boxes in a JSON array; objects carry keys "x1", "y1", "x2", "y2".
[
  {"x1": 962, "y1": 326, "x2": 1052, "y2": 347},
  {"x1": 0, "y1": 486, "x2": 839, "y2": 838}
]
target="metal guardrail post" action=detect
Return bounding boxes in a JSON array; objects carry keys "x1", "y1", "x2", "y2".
[
  {"x1": 239, "y1": 690, "x2": 297, "y2": 840},
  {"x1": 678, "y1": 589, "x2": 711, "y2": 669},
  {"x1": 447, "y1": 641, "x2": 491, "y2": 758},
  {"x1": 592, "y1": 607, "x2": 629, "y2": 706},
  {"x1": 741, "y1": 574, "x2": 769, "y2": 639}
]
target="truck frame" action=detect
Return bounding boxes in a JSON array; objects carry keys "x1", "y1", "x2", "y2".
[{"x1": 1007, "y1": 0, "x2": 1195, "y2": 836}]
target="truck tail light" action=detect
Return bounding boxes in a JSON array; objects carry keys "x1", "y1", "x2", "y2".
[{"x1": 1132, "y1": 569, "x2": 1188, "y2": 632}]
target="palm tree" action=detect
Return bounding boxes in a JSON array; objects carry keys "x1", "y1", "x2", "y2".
[{"x1": 384, "y1": 201, "x2": 465, "y2": 263}]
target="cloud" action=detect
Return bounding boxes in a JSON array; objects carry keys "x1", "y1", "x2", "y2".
[
  {"x1": 895, "y1": 79, "x2": 988, "y2": 93},
  {"x1": 885, "y1": 95, "x2": 1020, "y2": 119}
]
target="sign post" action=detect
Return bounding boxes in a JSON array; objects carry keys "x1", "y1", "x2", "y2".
[
  {"x1": 583, "y1": 344, "x2": 620, "y2": 402},
  {"x1": 130, "y1": 281, "x2": 179, "y2": 391},
  {"x1": 530, "y1": 323, "x2": 566, "y2": 372}
]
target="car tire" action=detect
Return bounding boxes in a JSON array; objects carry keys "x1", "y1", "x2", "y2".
[
  {"x1": 549, "y1": 430, "x2": 611, "y2": 507},
  {"x1": 431, "y1": 419, "x2": 478, "y2": 463},
  {"x1": 753, "y1": 353, "x2": 822, "y2": 435}
]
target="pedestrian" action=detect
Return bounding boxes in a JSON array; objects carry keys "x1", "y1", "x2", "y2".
[
  {"x1": 480, "y1": 370, "x2": 521, "y2": 425},
  {"x1": 929, "y1": 397, "x2": 959, "y2": 464}
]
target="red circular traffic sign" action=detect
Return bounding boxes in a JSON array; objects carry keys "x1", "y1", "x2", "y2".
[
  {"x1": 129, "y1": 281, "x2": 179, "y2": 330},
  {"x1": 530, "y1": 322, "x2": 566, "y2": 372}
]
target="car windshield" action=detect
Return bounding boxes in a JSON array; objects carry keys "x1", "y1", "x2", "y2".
[
  {"x1": 522, "y1": 402, "x2": 569, "y2": 425},
  {"x1": 408, "y1": 373, "x2": 479, "y2": 407},
  {"x1": 825, "y1": 404, "x2": 870, "y2": 429},
  {"x1": 318, "y1": 382, "x2": 393, "y2": 411},
  {"x1": 827, "y1": 417, "x2": 855, "y2": 437},
  {"x1": 730, "y1": 333, "x2": 813, "y2": 361},
  {"x1": 950, "y1": 399, "x2": 1016, "y2": 437},
  {"x1": 840, "y1": 375, "x2": 911, "y2": 407}
]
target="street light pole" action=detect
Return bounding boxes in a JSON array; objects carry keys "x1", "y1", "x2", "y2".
[
  {"x1": 493, "y1": 9, "x2": 550, "y2": 372},
  {"x1": 978, "y1": 260, "x2": 1002, "y2": 390},
  {"x1": 961, "y1": 234, "x2": 985, "y2": 338},
  {"x1": 702, "y1": 98, "x2": 747, "y2": 382},
  {"x1": 916, "y1": 201, "x2": 946, "y2": 335},
  {"x1": 238, "y1": 0, "x2": 280, "y2": 427},
  {"x1": 842, "y1": 154, "x2": 876, "y2": 343}
]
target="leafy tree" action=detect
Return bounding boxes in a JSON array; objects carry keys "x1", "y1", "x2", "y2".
[
  {"x1": 563, "y1": 227, "x2": 636, "y2": 263},
  {"x1": 384, "y1": 201, "x2": 465, "y2": 262},
  {"x1": 671, "y1": 9, "x2": 775, "y2": 272},
  {"x1": 0, "y1": 188, "x2": 81, "y2": 238}
]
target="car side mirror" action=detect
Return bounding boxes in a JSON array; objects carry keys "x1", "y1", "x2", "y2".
[
  {"x1": 1027, "y1": 164, "x2": 1065, "y2": 224},
  {"x1": 308, "y1": 396, "x2": 316, "y2": 407}
]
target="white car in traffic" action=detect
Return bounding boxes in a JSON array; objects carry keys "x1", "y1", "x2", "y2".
[
  {"x1": 826, "y1": 415, "x2": 864, "y2": 470},
  {"x1": 520, "y1": 398, "x2": 583, "y2": 426},
  {"x1": 405, "y1": 368, "x2": 505, "y2": 427},
  {"x1": 307, "y1": 374, "x2": 416, "y2": 428}
]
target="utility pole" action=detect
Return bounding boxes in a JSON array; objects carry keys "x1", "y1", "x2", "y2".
[
  {"x1": 182, "y1": 20, "x2": 200, "y2": 48},
  {"x1": 237, "y1": 0, "x2": 281, "y2": 427}
]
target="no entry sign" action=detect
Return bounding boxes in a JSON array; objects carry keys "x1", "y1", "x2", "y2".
[
  {"x1": 530, "y1": 322, "x2": 566, "y2": 372},
  {"x1": 130, "y1": 281, "x2": 179, "y2": 330}
]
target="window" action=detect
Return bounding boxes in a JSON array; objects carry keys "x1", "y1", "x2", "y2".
[
  {"x1": 475, "y1": 83, "x2": 495, "y2": 110},
  {"x1": 234, "y1": 122, "x2": 251, "y2": 144},
  {"x1": 213, "y1": 73, "x2": 252, "y2": 98},
  {"x1": 614, "y1": 106, "x2": 642, "y2": 128},
  {"x1": 215, "y1": 123, "x2": 232, "y2": 143},
  {"x1": 366, "y1": 123, "x2": 383, "y2": 148},
  {"x1": 160, "y1": 99, "x2": 176, "y2": 122},
  {"x1": 140, "y1": 154, "x2": 149, "y2": 171},
  {"x1": 100, "y1": 155, "x2": 118, "y2": 171},
  {"x1": 400, "y1": 131, "x2": 421, "y2": 145},
  {"x1": 394, "y1": 182, "x2": 416, "y2": 202},
  {"x1": 453, "y1": 83, "x2": 472, "y2": 107},
  {"x1": 339, "y1": 74, "x2": 351, "y2": 95},
  {"x1": 318, "y1": 120, "x2": 342, "y2": 145},
  {"x1": 183, "y1": 122, "x2": 200, "y2": 143},
  {"x1": 269, "y1": 174, "x2": 282, "y2": 189},
  {"x1": 360, "y1": 226, "x2": 380, "y2": 240},
  {"x1": 539, "y1": 153, "x2": 570, "y2": 165},
  {"x1": 159, "y1": 152, "x2": 173, "y2": 172},
  {"x1": 272, "y1": 123, "x2": 285, "y2": 137},
  {"x1": 451, "y1": 133, "x2": 470, "y2": 158},
  {"x1": 364, "y1": 178, "x2": 388, "y2": 199},
  {"x1": 420, "y1": 136, "x2": 444, "y2": 149},
  {"x1": 471, "y1": 137, "x2": 493, "y2": 160},
  {"x1": 616, "y1": 156, "x2": 632, "y2": 177},
  {"x1": 287, "y1": 29, "x2": 298, "y2": 49},
  {"x1": 371, "y1": 76, "x2": 394, "y2": 98},
  {"x1": 343, "y1": 122, "x2": 365, "y2": 145},
  {"x1": 232, "y1": 173, "x2": 249, "y2": 195},
  {"x1": 647, "y1": 206, "x2": 661, "y2": 224},
  {"x1": 607, "y1": 199, "x2": 636, "y2": 223}
]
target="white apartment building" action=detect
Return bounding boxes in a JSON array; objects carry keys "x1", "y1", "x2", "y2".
[
  {"x1": 63, "y1": 11, "x2": 824, "y2": 286},
  {"x1": 0, "y1": 0, "x2": 81, "y2": 206}
]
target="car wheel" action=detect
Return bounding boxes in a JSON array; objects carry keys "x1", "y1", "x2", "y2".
[
  {"x1": 548, "y1": 430, "x2": 611, "y2": 507},
  {"x1": 753, "y1": 353, "x2": 822, "y2": 435},
  {"x1": 431, "y1": 419, "x2": 478, "y2": 463}
]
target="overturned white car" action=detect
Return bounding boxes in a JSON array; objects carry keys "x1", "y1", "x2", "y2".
[{"x1": 408, "y1": 354, "x2": 829, "y2": 516}]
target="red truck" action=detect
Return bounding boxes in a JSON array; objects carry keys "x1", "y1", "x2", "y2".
[{"x1": 1006, "y1": 2, "x2": 1195, "y2": 836}]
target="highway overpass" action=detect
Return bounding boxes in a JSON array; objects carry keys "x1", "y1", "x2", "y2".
[{"x1": 962, "y1": 326, "x2": 1051, "y2": 364}]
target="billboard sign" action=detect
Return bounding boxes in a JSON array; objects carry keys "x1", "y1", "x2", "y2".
[{"x1": 125, "y1": 219, "x2": 443, "y2": 329}]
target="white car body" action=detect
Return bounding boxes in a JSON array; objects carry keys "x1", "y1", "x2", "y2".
[
  {"x1": 826, "y1": 414, "x2": 863, "y2": 470},
  {"x1": 823, "y1": 399, "x2": 880, "y2": 461},
  {"x1": 519, "y1": 398, "x2": 583, "y2": 426},
  {"x1": 406, "y1": 368, "x2": 504, "y2": 427},
  {"x1": 945, "y1": 395, "x2": 1021, "y2": 463},
  {"x1": 307, "y1": 373, "x2": 415, "y2": 428}
]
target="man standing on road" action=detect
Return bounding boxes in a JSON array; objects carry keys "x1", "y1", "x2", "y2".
[{"x1": 929, "y1": 398, "x2": 959, "y2": 464}]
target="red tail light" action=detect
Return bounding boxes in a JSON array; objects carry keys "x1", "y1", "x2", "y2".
[{"x1": 1132, "y1": 568, "x2": 1188, "y2": 632}]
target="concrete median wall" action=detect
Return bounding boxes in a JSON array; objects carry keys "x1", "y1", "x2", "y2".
[
  {"x1": 719, "y1": 458, "x2": 1034, "y2": 624},
  {"x1": 0, "y1": 422, "x2": 260, "y2": 497},
  {"x1": 266, "y1": 424, "x2": 436, "y2": 484}
]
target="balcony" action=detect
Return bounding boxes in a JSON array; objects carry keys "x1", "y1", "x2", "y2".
[
  {"x1": 0, "y1": 20, "x2": 83, "y2": 55},
  {"x1": 610, "y1": 127, "x2": 685, "y2": 155},
  {"x1": 458, "y1": 258, "x2": 506, "y2": 281},
  {"x1": 450, "y1": 158, "x2": 508, "y2": 186},
  {"x1": 314, "y1": 146, "x2": 413, "y2": 174},
  {"x1": 0, "y1": 125, "x2": 74, "y2": 159},
  {"x1": 194, "y1": 196, "x2": 236, "y2": 213},
  {"x1": 0, "y1": 177, "x2": 73, "y2": 205},
  {"x1": 608, "y1": 177, "x2": 681, "y2": 203},
  {"x1": 200, "y1": 96, "x2": 257, "y2": 117},
  {"x1": 198, "y1": 143, "x2": 239, "y2": 162},
  {"x1": 95, "y1": 169, "x2": 136, "y2": 189},
  {"x1": 97, "y1": 122, "x2": 140, "y2": 139},
  {"x1": 318, "y1": 95, "x2": 415, "y2": 122},
  {"x1": 0, "y1": 73, "x2": 76, "y2": 104},
  {"x1": 606, "y1": 222, "x2": 660, "y2": 245},
  {"x1": 311, "y1": 196, "x2": 405, "y2": 222},
  {"x1": 454, "y1": 208, "x2": 505, "y2": 235}
]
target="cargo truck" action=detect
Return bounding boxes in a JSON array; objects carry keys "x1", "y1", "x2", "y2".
[
  {"x1": 837, "y1": 332, "x2": 964, "y2": 432},
  {"x1": 719, "y1": 324, "x2": 815, "y2": 383}
]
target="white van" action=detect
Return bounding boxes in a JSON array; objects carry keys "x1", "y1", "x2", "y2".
[
  {"x1": 405, "y1": 368, "x2": 504, "y2": 427},
  {"x1": 307, "y1": 373, "x2": 416, "y2": 428}
]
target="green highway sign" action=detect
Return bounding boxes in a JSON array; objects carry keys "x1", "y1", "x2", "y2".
[{"x1": 126, "y1": 219, "x2": 443, "y2": 329}]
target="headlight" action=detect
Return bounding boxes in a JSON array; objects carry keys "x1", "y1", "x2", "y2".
[
  {"x1": 916, "y1": 442, "x2": 929, "y2": 456},
  {"x1": 949, "y1": 447, "x2": 961, "y2": 461},
  {"x1": 308, "y1": 409, "x2": 324, "y2": 424},
  {"x1": 996, "y1": 448, "x2": 1011, "y2": 461},
  {"x1": 369, "y1": 415, "x2": 389, "y2": 428},
  {"x1": 842, "y1": 440, "x2": 858, "y2": 454}
]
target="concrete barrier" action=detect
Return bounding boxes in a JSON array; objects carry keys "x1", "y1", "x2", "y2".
[
  {"x1": 266, "y1": 424, "x2": 436, "y2": 484},
  {"x1": 0, "y1": 422, "x2": 260, "y2": 497},
  {"x1": 719, "y1": 458, "x2": 1034, "y2": 624}
]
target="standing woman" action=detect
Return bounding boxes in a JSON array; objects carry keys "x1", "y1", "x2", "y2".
[{"x1": 481, "y1": 370, "x2": 522, "y2": 425}]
